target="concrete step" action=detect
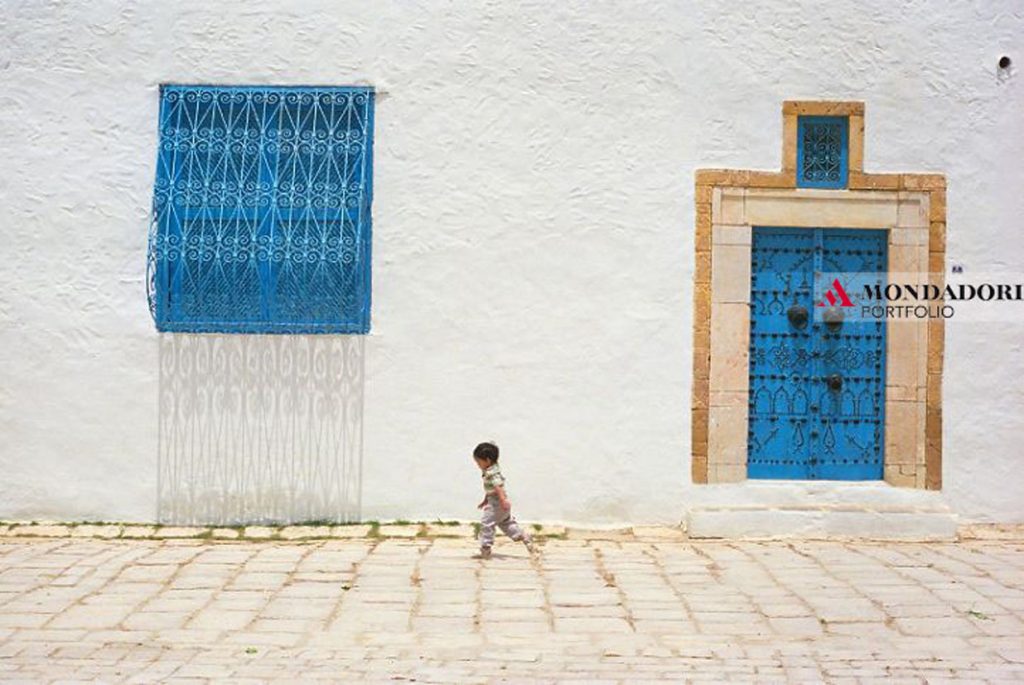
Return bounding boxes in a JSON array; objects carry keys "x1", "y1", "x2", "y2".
[
  {"x1": 687, "y1": 505, "x2": 958, "y2": 540},
  {"x1": 686, "y1": 481, "x2": 958, "y2": 540}
]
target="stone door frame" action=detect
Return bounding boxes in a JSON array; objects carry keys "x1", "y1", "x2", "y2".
[{"x1": 691, "y1": 101, "x2": 946, "y2": 489}]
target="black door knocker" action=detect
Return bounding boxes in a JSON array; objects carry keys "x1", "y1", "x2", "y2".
[
  {"x1": 787, "y1": 304, "x2": 809, "y2": 329},
  {"x1": 826, "y1": 373, "x2": 843, "y2": 391},
  {"x1": 822, "y1": 306, "x2": 844, "y2": 330}
]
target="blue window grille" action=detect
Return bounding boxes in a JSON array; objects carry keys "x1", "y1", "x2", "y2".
[
  {"x1": 147, "y1": 85, "x2": 374, "y2": 333},
  {"x1": 796, "y1": 116, "x2": 848, "y2": 189}
]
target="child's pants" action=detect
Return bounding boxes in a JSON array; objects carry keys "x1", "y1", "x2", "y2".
[{"x1": 479, "y1": 495, "x2": 530, "y2": 548}]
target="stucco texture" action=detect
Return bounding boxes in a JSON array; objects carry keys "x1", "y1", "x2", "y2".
[{"x1": 0, "y1": 1, "x2": 1022, "y2": 524}]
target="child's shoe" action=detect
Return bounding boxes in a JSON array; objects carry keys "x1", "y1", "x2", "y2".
[
  {"x1": 473, "y1": 546, "x2": 492, "y2": 560},
  {"x1": 522, "y1": 537, "x2": 537, "y2": 555}
]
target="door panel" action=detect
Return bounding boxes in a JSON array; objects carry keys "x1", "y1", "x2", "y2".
[
  {"x1": 748, "y1": 228, "x2": 816, "y2": 479},
  {"x1": 747, "y1": 227, "x2": 887, "y2": 480},
  {"x1": 814, "y1": 229, "x2": 887, "y2": 479}
]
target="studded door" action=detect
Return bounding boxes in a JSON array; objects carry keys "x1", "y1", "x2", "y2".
[{"x1": 748, "y1": 227, "x2": 887, "y2": 480}]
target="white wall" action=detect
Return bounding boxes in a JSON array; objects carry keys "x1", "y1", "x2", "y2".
[{"x1": 1, "y1": 0, "x2": 1022, "y2": 525}]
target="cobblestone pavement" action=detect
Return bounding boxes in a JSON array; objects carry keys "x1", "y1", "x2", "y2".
[{"x1": 1, "y1": 537, "x2": 1023, "y2": 683}]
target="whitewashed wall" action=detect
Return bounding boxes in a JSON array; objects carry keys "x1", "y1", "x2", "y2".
[{"x1": 1, "y1": 1, "x2": 1022, "y2": 525}]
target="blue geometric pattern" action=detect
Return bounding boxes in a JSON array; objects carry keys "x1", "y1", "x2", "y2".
[
  {"x1": 797, "y1": 116, "x2": 848, "y2": 189},
  {"x1": 748, "y1": 227, "x2": 887, "y2": 480},
  {"x1": 147, "y1": 85, "x2": 374, "y2": 333}
]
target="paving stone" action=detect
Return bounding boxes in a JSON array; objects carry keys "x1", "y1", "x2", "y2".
[
  {"x1": 122, "y1": 611, "x2": 190, "y2": 630},
  {"x1": 223, "y1": 630, "x2": 304, "y2": 647},
  {"x1": 377, "y1": 524, "x2": 422, "y2": 538},
  {"x1": 631, "y1": 525, "x2": 687, "y2": 540},
  {"x1": 330, "y1": 525, "x2": 371, "y2": 538},
  {"x1": 549, "y1": 592, "x2": 621, "y2": 606},
  {"x1": 554, "y1": 617, "x2": 634, "y2": 633},
  {"x1": 151, "y1": 627, "x2": 224, "y2": 645},
  {"x1": 120, "y1": 526, "x2": 156, "y2": 538},
  {"x1": 565, "y1": 527, "x2": 635, "y2": 541},
  {"x1": 279, "y1": 526, "x2": 332, "y2": 540},
  {"x1": 189, "y1": 609, "x2": 257, "y2": 631},
  {"x1": 48, "y1": 605, "x2": 134, "y2": 629},
  {"x1": 229, "y1": 572, "x2": 289, "y2": 591},
  {"x1": 769, "y1": 616, "x2": 826, "y2": 635},
  {"x1": 424, "y1": 523, "x2": 475, "y2": 537},
  {"x1": 77, "y1": 524, "x2": 126, "y2": 539},
  {"x1": 894, "y1": 616, "x2": 981, "y2": 636},
  {"x1": 209, "y1": 528, "x2": 241, "y2": 539},
  {"x1": 152, "y1": 526, "x2": 206, "y2": 539},
  {"x1": 242, "y1": 526, "x2": 278, "y2": 539},
  {"x1": 0, "y1": 613, "x2": 52, "y2": 629},
  {"x1": 760, "y1": 602, "x2": 817, "y2": 618},
  {"x1": 10, "y1": 525, "x2": 70, "y2": 537},
  {"x1": 417, "y1": 602, "x2": 476, "y2": 618}
]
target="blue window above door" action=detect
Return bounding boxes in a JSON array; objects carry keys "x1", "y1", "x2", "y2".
[
  {"x1": 147, "y1": 85, "x2": 374, "y2": 334},
  {"x1": 796, "y1": 115, "x2": 848, "y2": 189}
]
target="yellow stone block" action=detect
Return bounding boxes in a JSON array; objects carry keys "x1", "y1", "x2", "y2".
[
  {"x1": 848, "y1": 172, "x2": 901, "y2": 190},
  {"x1": 902, "y1": 174, "x2": 946, "y2": 191},
  {"x1": 783, "y1": 100, "x2": 865, "y2": 116},
  {"x1": 848, "y1": 115, "x2": 865, "y2": 173},
  {"x1": 929, "y1": 188, "x2": 946, "y2": 221},
  {"x1": 929, "y1": 221, "x2": 946, "y2": 253}
]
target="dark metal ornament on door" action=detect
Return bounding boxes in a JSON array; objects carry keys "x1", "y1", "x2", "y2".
[
  {"x1": 787, "y1": 304, "x2": 809, "y2": 329},
  {"x1": 822, "y1": 306, "x2": 844, "y2": 330}
]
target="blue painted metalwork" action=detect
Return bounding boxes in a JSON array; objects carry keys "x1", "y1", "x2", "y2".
[
  {"x1": 147, "y1": 85, "x2": 374, "y2": 333},
  {"x1": 748, "y1": 227, "x2": 887, "y2": 480},
  {"x1": 796, "y1": 116, "x2": 848, "y2": 189}
]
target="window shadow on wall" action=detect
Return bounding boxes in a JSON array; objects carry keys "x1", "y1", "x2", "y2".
[{"x1": 157, "y1": 334, "x2": 364, "y2": 525}]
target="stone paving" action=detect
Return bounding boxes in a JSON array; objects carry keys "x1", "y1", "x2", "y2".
[{"x1": 1, "y1": 535, "x2": 1023, "y2": 683}]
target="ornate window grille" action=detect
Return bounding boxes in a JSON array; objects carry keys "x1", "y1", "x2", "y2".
[
  {"x1": 147, "y1": 85, "x2": 374, "y2": 333},
  {"x1": 796, "y1": 115, "x2": 848, "y2": 189}
]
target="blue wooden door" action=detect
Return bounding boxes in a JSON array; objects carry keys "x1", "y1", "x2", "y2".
[{"x1": 748, "y1": 227, "x2": 887, "y2": 480}]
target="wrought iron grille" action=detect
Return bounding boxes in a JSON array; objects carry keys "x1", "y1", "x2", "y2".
[
  {"x1": 147, "y1": 85, "x2": 374, "y2": 333},
  {"x1": 797, "y1": 116, "x2": 848, "y2": 189}
]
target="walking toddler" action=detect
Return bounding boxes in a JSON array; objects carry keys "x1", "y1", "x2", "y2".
[{"x1": 472, "y1": 442, "x2": 535, "y2": 559}]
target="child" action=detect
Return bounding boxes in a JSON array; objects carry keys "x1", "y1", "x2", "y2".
[{"x1": 472, "y1": 442, "x2": 535, "y2": 559}]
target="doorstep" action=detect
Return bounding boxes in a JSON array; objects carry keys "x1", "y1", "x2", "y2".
[{"x1": 686, "y1": 480, "x2": 957, "y2": 541}]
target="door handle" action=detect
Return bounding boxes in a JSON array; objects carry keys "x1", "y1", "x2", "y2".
[{"x1": 826, "y1": 374, "x2": 843, "y2": 391}]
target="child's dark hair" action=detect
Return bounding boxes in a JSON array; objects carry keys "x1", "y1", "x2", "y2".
[{"x1": 473, "y1": 442, "x2": 499, "y2": 464}]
